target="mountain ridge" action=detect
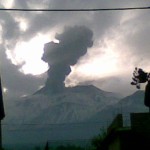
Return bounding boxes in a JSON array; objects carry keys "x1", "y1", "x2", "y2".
[
  {"x1": 8, "y1": 85, "x2": 120, "y2": 124},
  {"x1": 3, "y1": 86, "x2": 148, "y2": 149}
]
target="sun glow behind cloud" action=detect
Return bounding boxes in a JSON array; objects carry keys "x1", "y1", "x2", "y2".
[
  {"x1": 1, "y1": 0, "x2": 14, "y2": 8},
  {"x1": 1, "y1": 0, "x2": 149, "y2": 99},
  {"x1": 6, "y1": 34, "x2": 57, "y2": 75},
  {"x1": 65, "y1": 37, "x2": 122, "y2": 87},
  {"x1": 3, "y1": 87, "x2": 8, "y2": 93},
  {"x1": 77, "y1": 49, "x2": 119, "y2": 77},
  {"x1": 15, "y1": 17, "x2": 28, "y2": 32},
  {"x1": 65, "y1": 20, "x2": 141, "y2": 88}
]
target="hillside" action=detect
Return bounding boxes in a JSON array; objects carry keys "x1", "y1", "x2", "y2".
[{"x1": 3, "y1": 86, "x2": 148, "y2": 149}]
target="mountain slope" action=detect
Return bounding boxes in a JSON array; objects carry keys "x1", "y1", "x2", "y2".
[
  {"x1": 88, "y1": 90, "x2": 148, "y2": 126},
  {"x1": 3, "y1": 87, "x2": 149, "y2": 149},
  {"x1": 7, "y1": 85, "x2": 119, "y2": 124},
  {"x1": 3, "y1": 85, "x2": 120, "y2": 149}
]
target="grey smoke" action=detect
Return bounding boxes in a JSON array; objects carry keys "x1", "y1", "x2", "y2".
[{"x1": 42, "y1": 26, "x2": 93, "y2": 94}]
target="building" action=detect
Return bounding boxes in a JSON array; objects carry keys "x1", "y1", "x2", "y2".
[{"x1": 100, "y1": 113, "x2": 150, "y2": 150}]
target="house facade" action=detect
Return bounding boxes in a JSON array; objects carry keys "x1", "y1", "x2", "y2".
[{"x1": 101, "y1": 113, "x2": 150, "y2": 150}]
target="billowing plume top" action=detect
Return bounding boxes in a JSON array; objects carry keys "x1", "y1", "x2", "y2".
[
  {"x1": 42, "y1": 26, "x2": 93, "y2": 65},
  {"x1": 41, "y1": 26, "x2": 93, "y2": 94}
]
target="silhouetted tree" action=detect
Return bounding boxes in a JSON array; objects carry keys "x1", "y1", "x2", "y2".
[
  {"x1": 131, "y1": 67, "x2": 150, "y2": 108},
  {"x1": 44, "y1": 141, "x2": 49, "y2": 150},
  {"x1": 91, "y1": 130, "x2": 107, "y2": 150},
  {"x1": 52, "y1": 145, "x2": 84, "y2": 150},
  {"x1": 34, "y1": 146, "x2": 41, "y2": 150}
]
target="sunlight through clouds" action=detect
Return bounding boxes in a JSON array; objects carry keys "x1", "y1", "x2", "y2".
[
  {"x1": 15, "y1": 17, "x2": 28, "y2": 32},
  {"x1": 0, "y1": 25, "x2": 3, "y2": 44},
  {"x1": 65, "y1": 25, "x2": 136, "y2": 88},
  {"x1": 1, "y1": 0, "x2": 14, "y2": 8},
  {"x1": 2, "y1": 0, "x2": 150, "y2": 97},
  {"x1": 3, "y1": 87, "x2": 8, "y2": 94},
  {"x1": 65, "y1": 36, "x2": 122, "y2": 87},
  {"x1": 6, "y1": 34, "x2": 52, "y2": 75}
]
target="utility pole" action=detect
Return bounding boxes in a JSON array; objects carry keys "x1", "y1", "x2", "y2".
[
  {"x1": 0, "y1": 120, "x2": 2, "y2": 149},
  {"x1": 0, "y1": 78, "x2": 5, "y2": 149}
]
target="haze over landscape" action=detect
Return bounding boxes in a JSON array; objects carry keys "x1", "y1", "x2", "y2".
[
  {"x1": 1, "y1": 0, "x2": 150, "y2": 99},
  {"x1": 0, "y1": 0, "x2": 150, "y2": 149}
]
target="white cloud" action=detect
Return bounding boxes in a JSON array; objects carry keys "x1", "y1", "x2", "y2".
[
  {"x1": 3, "y1": 87, "x2": 8, "y2": 93},
  {"x1": 5, "y1": 33, "x2": 56, "y2": 75},
  {"x1": 1, "y1": 0, "x2": 150, "y2": 97},
  {"x1": 1, "y1": 0, "x2": 14, "y2": 8}
]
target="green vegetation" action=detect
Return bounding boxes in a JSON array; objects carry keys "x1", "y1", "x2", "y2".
[
  {"x1": 38, "y1": 131, "x2": 107, "y2": 150},
  {"x1": 3, "y1": 129, "x2": 107, "y2": 150},
  {"x1": 49, "y1": 145, "x2": 84, "y2": 150},
  {"x1": 90, "y1": 129, "x2": 107, "y2": 150}
]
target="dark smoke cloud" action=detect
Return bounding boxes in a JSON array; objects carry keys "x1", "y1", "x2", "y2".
[{"x1": 41, "y1": 26, "x2": 93, "y2": 94}]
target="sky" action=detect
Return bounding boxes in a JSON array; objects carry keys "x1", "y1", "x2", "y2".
[{"x1": 1, "y1": 0, "x2": 150, "y2": 100}]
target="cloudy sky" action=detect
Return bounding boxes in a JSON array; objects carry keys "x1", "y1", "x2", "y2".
[{"x1": 1, "y1": 0, "x2": 150, "y2": 101}]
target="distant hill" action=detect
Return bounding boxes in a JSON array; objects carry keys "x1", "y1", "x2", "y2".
[
  {"x1": 88, "y1": 90, "x2": 148, "y2": 125},
  {"x1": 7, "y1": 85, "x2": 119, "y2": 124},
  {"x1": 3, "y1": 86, "x2": 148, "y2": 149}
]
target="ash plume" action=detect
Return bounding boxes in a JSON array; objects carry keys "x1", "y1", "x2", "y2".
[{"x1": 42, "y1": 26, "x2": 93, "y2": 94}]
